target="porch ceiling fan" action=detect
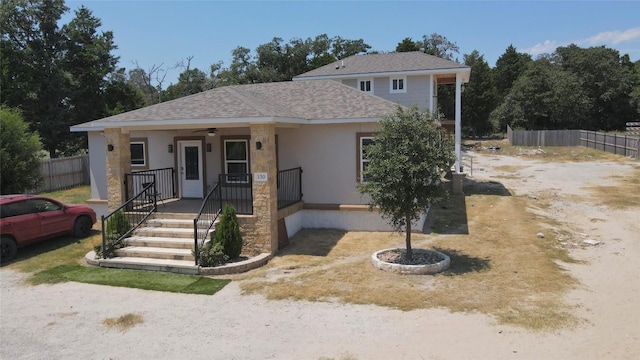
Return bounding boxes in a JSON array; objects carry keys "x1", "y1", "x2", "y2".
[{"x1": 193, "y1": 128, "x2": 218, "y2": 137}]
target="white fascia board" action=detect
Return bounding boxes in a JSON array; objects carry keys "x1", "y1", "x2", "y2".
[
  {"x1": 70, "y1": 116, "x2": 381, "y2": 132},
  {"x1": 70, "y1": 124, "x2": 104, "y2": 132},
  {"x1": 293, "y1": 117, "x2": 380, "y2": 125},
  {"x1": 72, "y1": 117, "x2": 279, "y2": 131},
  {"x1": 294, "y1": 68, "x2": 471, "y2": 82}
]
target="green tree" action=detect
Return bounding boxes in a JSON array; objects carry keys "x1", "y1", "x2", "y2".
[
  {"x1": 1, "y1": 1, "x2": 119, "y2": 157},
  {"x1": 420, "y1": 33, "x2": 459, "y2": 61},
  {"x1": 60, "y1": 5, "x2": 118, "y2": 155},
  {"x1": 164, "y1": 67, "x2": 210, "y2": 101},
  {"x1": 308, "y1": 34, "x2": 336, "y2": 69},
  {"x1": 630, "y1": 60, "x2": 640, "y2": 114},
  {"x1": 396, "y1": 37, "x2": 420, "y2": 52},
  {"x1": 331, "y1": 36, "x2": 370, "y2": 59},
  {"x1": 1, "y1": 0, "x2": 69, "y2": 158},
  {"x1": 462, "y1": 50, "x2": 497, "y2": 136},
  {"x1": 493, "y1": 45, "x2": 532, "y2": 100},
  {"x1": 0, "y1": 107, "x2": 43, "y2": 194},
  {"x1": 103, "y1": 68, "x2": 145, "y2": 115},
  {"x1": 554, "y1": 45, "x2": 636, "y2": 131},
  {"x1": 358, "y1": 107, "x2": 454, "y2": 261},
  {"x1": 491, "y1": 58, "x2": 590, "y2": 131}
]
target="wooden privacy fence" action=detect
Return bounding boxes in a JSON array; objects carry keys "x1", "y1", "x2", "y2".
[
  {"x1": 507, "y1": 126, "x2": 640, "y2": 159},
  {"x1": 507, "y1": 125, "x2": 581, "y2": 146},
  {"x1": 30, "y1": 155, "x2": 90, "y2": 193},
  {"x1": 580, "y1": 131, "x2": 639, "y2": 159}
]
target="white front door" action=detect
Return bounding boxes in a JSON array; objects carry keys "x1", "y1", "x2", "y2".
[{"x1": 178, "y1": 140, "x2": 203, "y2": 198}]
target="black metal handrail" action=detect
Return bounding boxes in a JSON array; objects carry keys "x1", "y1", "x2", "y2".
[
  {"x1": 219, "y1": 173, "x2": 253, "y2": 215},
  {"x1": 193, "y1": 183, "x2": 222, "y2": 266},
  {"x1": 100, "y1": 182, "x2": 156, "y2": 259},
  {"x1": 125, "y1": 167, "x2": 175, "y2": 203},
  {"x1": 277, "y1": 167, "x2": 303, "y2": 209}
]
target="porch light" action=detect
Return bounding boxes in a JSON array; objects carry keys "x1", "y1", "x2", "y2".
[
  {"x1": 206, "y1": 143, "x2": 212, "y2": 152},
  {"x1": 256, "y1": 141, "x2": 262, "y2": 150},
  {"x1": 168, "y1": 144, "x2": 173, "y2": 153},
  {"x1": 107, "y1": 144, "x2": 114, "y2": 152}
]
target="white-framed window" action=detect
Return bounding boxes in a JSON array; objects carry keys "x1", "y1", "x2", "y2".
[
  {"x1": 358, "y1": 78, "x2": 373, "y2": 93},
  {"x1": 223, "y1": 138, "x2": 249, "y2": 183},
  {"x1": 357, "y1": 133, "x2": 376, "y2": 183},
  {"x1": 390, "y1": 77, "x2": 406, "y2": 93},
  {"x1": 130, "y1": 138, "x2": 148, "y2": 169}
]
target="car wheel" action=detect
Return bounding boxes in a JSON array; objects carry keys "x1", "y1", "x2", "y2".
[
  {"x1": 1, "y1": 236, "x2": 17, "y2": 263},
  {"x1": 73, "y1": 216, "x2": 93, "y2": 238}
]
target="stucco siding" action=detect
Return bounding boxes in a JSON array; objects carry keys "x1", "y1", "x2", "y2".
[
  {"x1": 88, "y1": 132, "x2": 107, "y2": 200},
  {"x1": 277, "y1": 123, "x2": 379, "y2": 205}
]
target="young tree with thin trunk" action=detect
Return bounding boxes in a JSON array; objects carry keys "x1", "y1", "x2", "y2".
[{"x1": 358, "y1": 107, "x2": 455, "y2": 260}]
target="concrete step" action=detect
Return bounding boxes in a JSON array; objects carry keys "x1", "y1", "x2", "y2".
[
  {"x1": 150, "y1": 212, "x2": 198, "y2": 220},
  {"x1": 95, "y1": 256, "x2": 199, "y2": 275},
  {"x1": 114, "y1": 246, "x2": 194, "y2": 261},
  {"x1": 133, "y1": 227, "x2": 196, "y2": 239},
  {"x1": 145, "y1": 218, "x2": 195, "y2": 229},
  {"x1": 125, "y1": 236, "x2": 193, "y2": 249}
]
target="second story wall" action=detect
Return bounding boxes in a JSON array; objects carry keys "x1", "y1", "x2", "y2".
[{"x1": 340, "y1": 75, "x2": 433, "y2": 112}]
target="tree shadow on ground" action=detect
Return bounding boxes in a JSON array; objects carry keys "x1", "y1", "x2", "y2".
[
  {"x1": 276, "y1": 229, "x2": 347, "y2": 257},
  {"x1": 424, "y1": 194, "x2": 469, "y2": 235},
  {"x1": 463, "y1": 177, "x2": 512, "y2": 196},
  {"x1": 0, "y1": 230, "x2": 100, "y2": 267},
  {"x1": 433, "y1": 247, "x2": 491, "y2": 276},
  {"x1": 424, "y1": 178, "x2": 512, "y2": 235}
]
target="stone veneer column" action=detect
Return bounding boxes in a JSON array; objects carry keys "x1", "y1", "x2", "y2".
[
  {"x1": 250, "y1": 123, "x2": 278, "y2": 254},
  {"x1": 104, "y1": 128, "x2": 131, "y2": 211}
]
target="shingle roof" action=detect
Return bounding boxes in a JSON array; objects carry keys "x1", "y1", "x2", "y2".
[
  {"x1": 71, "y1": 80, "x2": 401, "y2": 130},
  {"x1": 294, "y1": 51, "x2": 470, "y2": 79}
]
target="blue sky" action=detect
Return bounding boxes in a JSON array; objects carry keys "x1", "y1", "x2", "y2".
[{"x1": 64, "y1": 1, "x2": 640, "y2": 86}]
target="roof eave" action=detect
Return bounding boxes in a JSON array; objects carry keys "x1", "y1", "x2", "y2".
[
  {"x1": 294, "y1": 67, "x2": 471, "y2": 82},
  {"x1": 69, "y1": 115, "x2": 385, "y2": 132}
]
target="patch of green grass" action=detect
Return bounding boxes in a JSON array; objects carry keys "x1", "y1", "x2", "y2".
[
  {"x1": 29, "y1": 264, "x2": 230, "y2": 295},
  {"x1": 40, "y1": 185, "x2": 91, "y2": 205}
]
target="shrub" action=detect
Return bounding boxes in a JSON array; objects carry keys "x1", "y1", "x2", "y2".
[
  {"x1": 213, "y1": 203, "x2": 243, "y2": 259},
  {"x1": 94, "y1": 210, "x2": 131, "y2": 258},
  {"x1": 106, "y1": 210, "x2": 132, "y2": 238},
  {"x1": 197, "y1": 240, "x2": 228, "y2": 267}
]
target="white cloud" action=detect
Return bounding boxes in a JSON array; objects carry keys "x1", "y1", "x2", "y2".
[
  {"x1": 523, "y1": 27, "x2": 640, "y2": 58},
  {"x1": 523, "y1": 40, "x2": 559, "y2": 56},
  {"x1": 582, "y1": 27, "x2": 640, "y2": 45}
]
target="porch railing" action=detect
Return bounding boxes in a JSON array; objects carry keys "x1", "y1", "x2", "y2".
[
  {"x1": 100, "y1": 183, "x2": 156, "y2": 259},
  {"x1": 277, "y1": 167, "x2": 303, "y2": 209},
  {"x1": 124, "y1": 167, "x2": 175, "y2": 203},
  {"x1": 219, "y1": 173, "x2": 253, "y2": 215},
  {"x1": 193, "y1": 183, "x2": 222, "y2": 265}
]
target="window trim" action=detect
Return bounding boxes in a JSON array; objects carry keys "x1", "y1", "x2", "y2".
[
  {"x1": 356, "y1": 132, "x2": 376, "y2": 183},
  {"x1": 358, "y1": 78, "x2": 374, "y2": 93},
  {"x1": 220, "y1": 136, "x2": 251, "y2": 184},
  {"x1": 390, "y1": 76, "x2": 407, "y2": 94},
  {"x1": 130, "y1": 137, "x2": 149, "y2": 170}
]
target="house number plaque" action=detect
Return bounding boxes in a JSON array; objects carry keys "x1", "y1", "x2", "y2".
[{"x1": 254, "y1": 173, "x2": 268, "y2": 182}]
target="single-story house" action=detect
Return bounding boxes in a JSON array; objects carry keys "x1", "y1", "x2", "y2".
[{"x1": 71, "y1": 51, "x2": 470, "y2": 260}]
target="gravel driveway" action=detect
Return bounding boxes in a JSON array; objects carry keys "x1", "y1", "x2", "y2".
[{"x1": 2, "y1": 151, "x2": 639, "y2": 360}]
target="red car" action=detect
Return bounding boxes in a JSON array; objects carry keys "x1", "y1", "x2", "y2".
[{"x1": 0, "y1": 194, "x2": 97, "y2": 262}]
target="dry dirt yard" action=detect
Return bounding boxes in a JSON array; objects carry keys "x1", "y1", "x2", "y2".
[{"x1": 1, "y1": 145, "x2": 639, "y2": 360}]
